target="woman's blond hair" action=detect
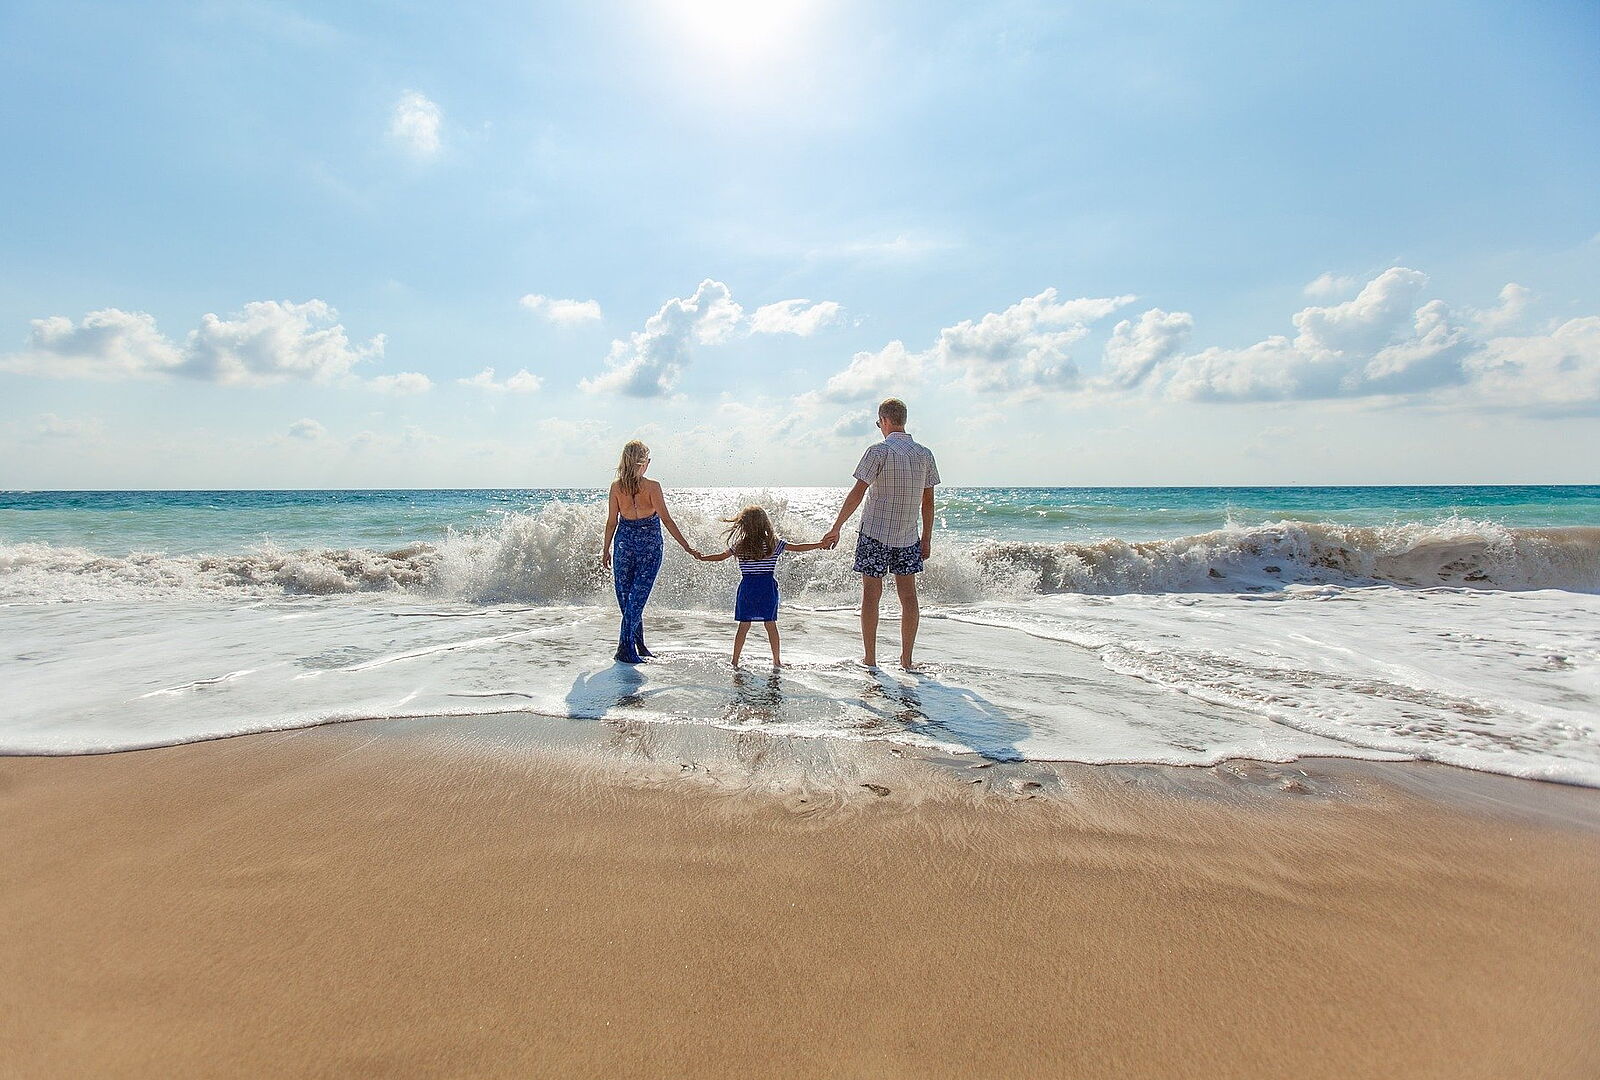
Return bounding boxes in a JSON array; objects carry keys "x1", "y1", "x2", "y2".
[
  {"x1": 615, "y1": 441, "x2": 650, "y2": 498},
  {"x1": 723, "y1": 505, "x2": 778, "y2": 562}
]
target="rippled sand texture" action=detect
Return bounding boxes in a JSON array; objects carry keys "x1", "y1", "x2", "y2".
[{"x1": 4, "y1": 720, "x2": 1597, "y2": 1080}]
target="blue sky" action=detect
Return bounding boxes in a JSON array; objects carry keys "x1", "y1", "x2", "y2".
[{"x1": 3, "y1": 0, "x2": 1598, "y2": 487}]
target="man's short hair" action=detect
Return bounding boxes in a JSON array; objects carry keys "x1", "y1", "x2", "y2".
[{"x1": 878, "y1": 398, "x2": 908, "y2": 426}]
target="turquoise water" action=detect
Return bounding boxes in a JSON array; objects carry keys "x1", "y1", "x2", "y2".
[
  {"x1": 3, "y1": 486, "x2": 1596, "y2": 555},
  {"x1": 3, "y1": 485, "x2": 1597, "y2": 782}
]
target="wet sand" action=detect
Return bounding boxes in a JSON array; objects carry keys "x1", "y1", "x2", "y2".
[{"x1": 3, "y1": 716, "x2": 1598, "y2": 1079}]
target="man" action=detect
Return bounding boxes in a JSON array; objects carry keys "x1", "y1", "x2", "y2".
[{"x1": 821, "y1": 398, "x2": 940, "y2": 669}]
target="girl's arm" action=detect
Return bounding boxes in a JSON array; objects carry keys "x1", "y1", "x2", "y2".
[
  {"x1": 601, "y1": 485, "x2": 619, "y2": 568},
  {"x1": 697, "y1": 549, "x2": 733, "y2": 562},
  {"x1": 783, "y1": 540, "x2": 828, "y2": 553},
  {"x1": 651, "y1": 482, "x2": 701, "y2": 558}
]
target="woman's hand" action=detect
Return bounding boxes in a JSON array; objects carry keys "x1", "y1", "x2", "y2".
[{"x1": 601, "y1": 548, "x2": 612, "y2": 570}]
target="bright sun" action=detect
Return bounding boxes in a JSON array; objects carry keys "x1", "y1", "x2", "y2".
[{"x1": 663, "y1": 0, "x2": 816, "y2": 61}]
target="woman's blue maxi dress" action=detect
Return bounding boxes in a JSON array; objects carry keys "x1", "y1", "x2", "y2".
[{"x1": 612, "y1": 513, "x2": 662, "y2": 664}]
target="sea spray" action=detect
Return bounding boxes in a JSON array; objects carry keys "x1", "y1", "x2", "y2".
[{"x1": 3, "y1": 505, "x2": 1598, "y2": 604}]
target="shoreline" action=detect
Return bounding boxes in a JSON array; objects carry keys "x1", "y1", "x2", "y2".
[{"x1": 5, "y1": 716, "x2": 1598, "y2": 1079}]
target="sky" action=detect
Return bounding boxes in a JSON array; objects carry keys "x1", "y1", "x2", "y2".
[{"x1": 2, "y1": 0, "x2": 1598, "y2": 488}]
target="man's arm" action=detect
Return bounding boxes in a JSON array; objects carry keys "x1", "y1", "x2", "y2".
[
  {"x1": 920, "y1": 487, "x2": 935, "y2": 560},
  {"x1": 821, "y1": 480, "x2": 870, "y2": 548}
]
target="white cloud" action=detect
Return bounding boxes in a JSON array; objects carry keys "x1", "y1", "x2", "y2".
[
  {"x1": 458, "y1": 366, "x2": 543, "y2": 393},
  {"x1": 1168, "y1": 268, "x2": 1597, "y2": 410},
  {"x1": 1472, "y1": 282, "x2": 1533, "y2": 334},
  {"x1": 4, "y1": 300, "x2": 388, "y2": 387},
  {"x1": 520, "y1": 294, "x2": 603, "y2": 325},
  {"x1": 813, "y1": 340, "x2": 921, "y2": 403},
  {"x1": 368, "y1": 371, "x2": 433, "y2": 394},
  {"x1": 580, "y1": 279, "x2": 742, "y2": 397},
  {"x1": 1171, "y1": 268, "x2": 1459, "y2": 401},
  {"x1": 807, "y1": 288, "x2": 1133, "y2": 404},
  {"x1": 288, "y1": 418, "x2": 326, "y2": 440},
  {"x1": 928, "y1": 290, "x2": 1134, "y2": 395},
  {"x1": 10, "y1": 308, "x2": 182, "y2": 379},
  {"x1": 1461, "y1": 316, "x2": 1600, "y2": 413},
  {"x1": 181, "y1": 300, "x2": 386, "y2": 385},
  {"x1": 829, "y1": 410, "x2": 877, "y2": 438},
  {"x1": 750, "y1": 299, "x2": 844, "y2": 336},
  {"x1": 391, "y1": 91, "x2": 442, "y2": 158},
  {"x1": 1304, "y1": 272, "x2": 1360, "y2": 298},
  {"x1": 1097, "y1": 308, "x2": 1194, "y2": 390}
]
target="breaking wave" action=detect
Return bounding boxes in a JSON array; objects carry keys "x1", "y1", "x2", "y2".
[{"x1": 2, "y1": 501, "x2": 1596, "y2": 604}]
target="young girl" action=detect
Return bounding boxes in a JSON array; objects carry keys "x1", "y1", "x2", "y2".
[{"x1": 697, "y1": 506, "x2": 825, "y2": 666}]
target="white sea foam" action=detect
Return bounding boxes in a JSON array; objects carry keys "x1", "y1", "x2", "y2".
[
  {"x1": 2, "y1": 503, "x2": 1595, "y2": 604},
  {"x1": 3, "y1": 501, "x2": 1596, "y2": 785}
]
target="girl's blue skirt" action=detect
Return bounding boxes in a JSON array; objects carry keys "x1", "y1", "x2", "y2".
[{"x1": 734, "y1": 574, "x2": 779, "y2": 622}]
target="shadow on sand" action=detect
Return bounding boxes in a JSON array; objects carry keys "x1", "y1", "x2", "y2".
[
  {"x1": 563, "y1": 663, "x2": 663, "y2": 718},
  {"x1": 860, "y1": 671, "x2": 1030, "y2": 762}
]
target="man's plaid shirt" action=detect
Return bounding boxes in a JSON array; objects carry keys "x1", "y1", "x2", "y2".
[{"x1": 852, "y1": 432, "x2": 940, "y2": 547}]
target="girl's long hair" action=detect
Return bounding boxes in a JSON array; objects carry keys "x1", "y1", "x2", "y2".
[
  {"x1": 723, "y1": 506, "x2": 778, "y2": 562},
  {"x1": 615, "y1": 441, "x2": 649, "y2": 498}
]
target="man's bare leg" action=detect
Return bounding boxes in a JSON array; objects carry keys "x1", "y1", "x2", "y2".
[
  {"x1": 763, "y1": 621, "x2": 781, "y2": 666},
  {"x1": 895, "y1": 573, "x2": 920, "y2": 668},
  {"x1": 860, "y1": 575, "x2": 883, "y2": 666}
]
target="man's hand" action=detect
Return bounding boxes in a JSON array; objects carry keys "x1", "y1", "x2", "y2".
[
  {"x1": 921, "y1": 538, "x2": 932, "y2": 560},
  {"x1": 821, "y1": 528, "x2": 840, "y2": 549}
]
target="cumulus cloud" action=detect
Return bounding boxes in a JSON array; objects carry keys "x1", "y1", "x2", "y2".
[
  {"x1": 391, "y1": 91, "x2": 442, "y2": 158},
  {"x1": 368, "y1": 371, "x2": 433, "y2": 394},
  {"x1": 1170, "y1": 268, "x2": 1463, "y2": 401},
  {"x1": 1304, "y1": 272, "x2": 1360, "y2": 298},
  {"x1": 4, "y1": 301, "x2": 379, "y2": 384},
  {"x1": 750, "y1": 299, "x2": 844, "y2": 336},
  {"x1": 1168, "y1": 267, "x2": 1597, "y2": 410},
  {"x1": 578, "y1": 281, "x2": 849, "y2": 396},
  {"x1": 458, "y1": 366, "x2": 543, "y2": 393},
  {"x1": 929, "y1": 290, "x2": 1134, "y2": 394},
  {"x1": 11, "y1": 308, "x2": 183, "y2": 379},
  {"x1": 288, "y1": 418, "x2": 326, "y2": 440},
  {"x1": 812, "y1": 341, "x2": 921, "y2": 404},
  {"x1": 1097, "y1": 308, "x2": 1195, "y2": 390},
  {"x1": 829, "y1": 410, "x2": 878, "y2": 438},
  {"x1": 1472, "y1": 283, "x2": 1533, "y2": 334},
  {"x1": 1462, "y1": 316, "x2": 1600, "y2": 413},
  {"x1": 1, "y1": 300, "x2": 419, "y2": 391},
  {"x1": 805, "y1": 289, "x2": 1133, "y2": 406},
  {"x1": 520, "y1": 294, "x2": 603, "y2": 325},
  {"x1": 580, "y1": 279, "x2": 742, "y2": 397}
]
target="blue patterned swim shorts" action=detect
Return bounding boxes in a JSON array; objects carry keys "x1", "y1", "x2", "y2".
[{"x1": 853, "y1": 532, "x2": 924, "y2": 578}]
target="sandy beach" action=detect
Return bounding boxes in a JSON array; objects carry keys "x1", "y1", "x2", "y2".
[{"x1": 4, "y1": 716, "x2": 1598, "y2": 1080}]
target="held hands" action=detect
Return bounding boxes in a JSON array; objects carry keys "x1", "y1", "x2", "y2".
[{"x1": 820, "y1": 529, "x2": 841, "y2": 550}]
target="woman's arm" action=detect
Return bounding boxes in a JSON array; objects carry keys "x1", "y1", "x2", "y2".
[
  {"x1": 651, "y1": 482, "x2": 701, "y2": 557},
  {"x1": 601, "y1": 485, "x2": 619, "y2": 569}
]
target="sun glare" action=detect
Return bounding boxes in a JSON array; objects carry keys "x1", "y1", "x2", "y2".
[{"x1": 662, "y1": 0, "x2": 816, "y2": 62}]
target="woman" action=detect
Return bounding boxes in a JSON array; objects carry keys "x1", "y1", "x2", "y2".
[{"x1": 601, "y1": 440, "x2": 700, "y2": 664}]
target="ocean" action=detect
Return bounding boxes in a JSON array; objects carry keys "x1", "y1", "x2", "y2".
[{"x1": 3, "y1": 486, "x2": 1597, "y2": 784}]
